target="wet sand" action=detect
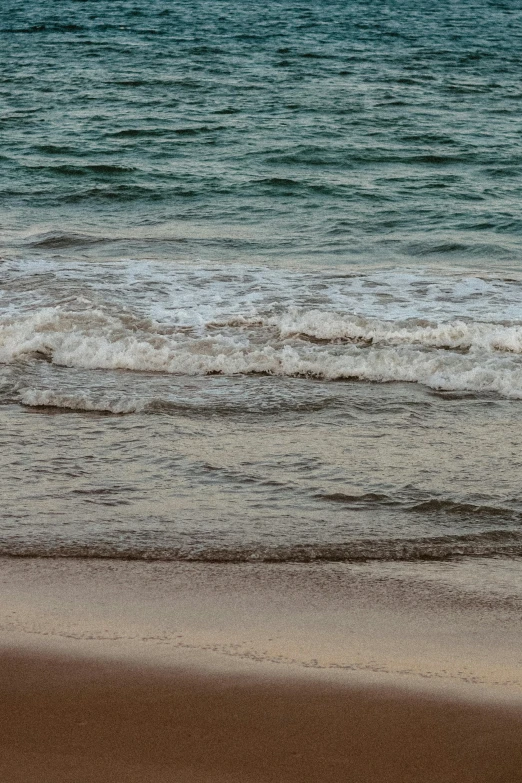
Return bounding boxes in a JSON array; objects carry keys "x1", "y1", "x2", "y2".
[
  {"x1": 1, "y1": 558, "x2": 522, "y2": 782},
  {"x1": 2, "y1": 647, "x2": 522, "y2": 783}
]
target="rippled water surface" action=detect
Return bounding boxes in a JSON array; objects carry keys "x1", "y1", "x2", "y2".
[
  {"x1": 1, "y1": 0, "x2": 522, "y2": 563},
  {"x1": 3, "y1": 0, "x2": 522, "y2": 266}
]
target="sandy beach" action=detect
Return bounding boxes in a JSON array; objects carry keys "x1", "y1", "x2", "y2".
[
  {"x1": 1, "y1": 557, "x2": 522, "y2": 782},
  {"x1": 3, "y1": 0, "x2": 522, "y2": 780}
]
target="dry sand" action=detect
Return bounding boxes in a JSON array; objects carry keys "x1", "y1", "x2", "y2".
[{"x1": 1, "y1": 557, "x2": 522, "y2": 782}]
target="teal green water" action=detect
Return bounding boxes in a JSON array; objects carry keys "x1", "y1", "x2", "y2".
[
  {"x1": 2, "y1": 0, "x2": 522, "y2": 266},
  {"x1": 1, "y1": 0, "x2": 522, "y2": 563}
]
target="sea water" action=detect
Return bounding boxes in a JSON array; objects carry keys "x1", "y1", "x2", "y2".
[{"x1": 1, "y1": 0, "x2": 522, "y2": 567}]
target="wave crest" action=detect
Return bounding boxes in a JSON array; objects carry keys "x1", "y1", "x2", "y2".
[
  {"x1": 2, "y1": 304, "x2": 522, "y2": 398},
  {"x1": 19, "y1": 388, "x2": 144, "y2": 414},
  {"x1": 272, "y1": 309, "x2": 522, "y2": 353}
]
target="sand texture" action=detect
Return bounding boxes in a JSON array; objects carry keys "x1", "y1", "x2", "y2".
[
  {"x1": 2, "y1": 648, "x2": 522, "y2": 783},
  {"x1": 1, "y1": 558, "x2": 522, "y2": 782}
]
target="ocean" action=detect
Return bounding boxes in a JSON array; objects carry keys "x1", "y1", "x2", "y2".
[{"x1": 1, "y1": 0, "x2": 522, "y2": 569}]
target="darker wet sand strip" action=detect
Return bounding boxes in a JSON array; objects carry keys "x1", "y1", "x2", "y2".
[{"x1": 1, "y1": 647, "x2": 522, "y2": 783}]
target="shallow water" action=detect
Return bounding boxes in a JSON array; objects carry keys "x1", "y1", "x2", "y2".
[{"x1": 1, "y1": 0, "x2": 522, "y2": 565}]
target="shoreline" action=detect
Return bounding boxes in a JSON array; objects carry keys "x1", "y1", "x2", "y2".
[
  {"x1": 1, "y1": 557, "x2": 522, "y2": 781},
  {"x1": 2, "y1": 557, "x2": 522, "y2": 696}
]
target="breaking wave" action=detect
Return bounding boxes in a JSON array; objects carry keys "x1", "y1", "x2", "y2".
[
  {"x1": 2, "y1": 304, "x2": 522, "y2": 398},
  {"x1": 19, "y1": 388, "x2": 145, "y2": 414},
  {"x1": 272, "y1": 310, "x2": 522, "y2": 353},
  {"x1": 2, "y1": 261, "x2": 522, "y2": 400}
]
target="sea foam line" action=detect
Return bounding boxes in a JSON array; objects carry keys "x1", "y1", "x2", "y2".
[{"x1": 2, "y1": 306, "x2": 522, "y2": 397}]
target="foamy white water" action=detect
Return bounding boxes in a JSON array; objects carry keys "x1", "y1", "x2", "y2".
[{"x1": 2, "y1": 259, "x2": 522, "y2": 398}]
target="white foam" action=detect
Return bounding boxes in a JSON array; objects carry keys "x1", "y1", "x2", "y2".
[
  {"x1": 271, "y1": 310, "x2": 522, "y2": 353},
  {"x1": 20, "y1": 388, "x2": 144, "y2": 414},
  {"x1": 3, "y1": 257, "x2": 522, "y2": 324},
  {"x1": 3, "y1": 259, "x2": 522, "y2": 398},
  {"x1": 1, "y1": 305, "x2": 522, "y2": 398}
]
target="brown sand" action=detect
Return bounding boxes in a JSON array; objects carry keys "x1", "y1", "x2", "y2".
[
  {"x1": 2, "y1": 558, "x2": 522, "y2": 782},
  {"x1": 1, "y1": 647, "x2": 522, "y2": 783}
]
